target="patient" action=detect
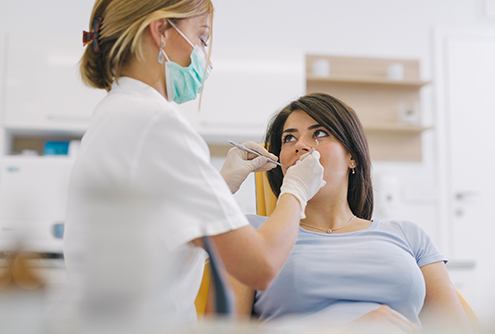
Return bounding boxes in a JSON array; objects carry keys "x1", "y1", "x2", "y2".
[{"x1": 229, "y1": 93, "x2": 472, "y2": 333}]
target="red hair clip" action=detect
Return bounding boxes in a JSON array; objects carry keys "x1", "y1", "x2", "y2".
[
  {"x1": 82, "y1": 31, "x2": 96, "y2": 46},
  {"x1": 82, "y1": 16, "x2": 102, "y2": 53}
]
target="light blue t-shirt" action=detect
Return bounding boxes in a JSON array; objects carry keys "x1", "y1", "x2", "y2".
[{"x1": 247, "y1": 215, "x2": 447, "y2": 325}]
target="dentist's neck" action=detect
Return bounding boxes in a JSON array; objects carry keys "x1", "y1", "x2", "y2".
[{"x1": 119, "y1": 37, "x2": 169, "y2": 100}]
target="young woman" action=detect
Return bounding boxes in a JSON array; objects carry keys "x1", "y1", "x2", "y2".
[
  {"x1": 229, "y1": 93, "x2": 472, "y2": 333},
  {"x1": 63, "y1": 0, "x2": 325, "y2": 324}
]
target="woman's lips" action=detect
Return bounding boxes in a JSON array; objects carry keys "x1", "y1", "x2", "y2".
[{"x1": 288, "y1": 160, "x2": 298, "y2": 168}]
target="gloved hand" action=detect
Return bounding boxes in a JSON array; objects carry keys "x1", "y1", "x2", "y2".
[
  {"x1": 279, "y1": 150, "x2": 326, "y2": 219},
  {"x1": 220, "y1": 141, "x2": 279, "y2": 193}
]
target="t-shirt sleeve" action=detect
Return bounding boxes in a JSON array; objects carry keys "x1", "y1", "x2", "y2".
[
  {"x1": 397, "y1": 221, "x2": 448, "y2": 267},
  {"x1": 133, "y1": 111, "x2": 248, "y2": 249},
  {"x1": 246, "y1": 214, "x2": 268, "y2": 229}
]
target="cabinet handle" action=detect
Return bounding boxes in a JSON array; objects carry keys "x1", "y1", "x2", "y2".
[
  {"x1": 45, "y1": 114, "x2": 90, "y2": 122},
  {"x1": 454, "y1": 191, "x2": 479, "y2": 201}
]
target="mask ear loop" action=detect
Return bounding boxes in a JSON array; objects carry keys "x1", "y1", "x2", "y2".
[
  {"x1": 157, "y1": 38, "x2": 170, "y2": 64},
  {"x1": 167, "y1": 19, "x2": 195, "y2": 48},
  {"x1": 166, "y1": 19, "x2": 212, "y2": 71}
]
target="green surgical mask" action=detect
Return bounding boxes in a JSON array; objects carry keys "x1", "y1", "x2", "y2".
[{"x1": 158, "y1": 20, "x2": 211, "y2": 104}]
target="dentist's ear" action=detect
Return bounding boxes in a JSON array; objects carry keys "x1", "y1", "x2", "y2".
[{"x1": 149, "y1": 19, "x2": 171, "y2": 50}]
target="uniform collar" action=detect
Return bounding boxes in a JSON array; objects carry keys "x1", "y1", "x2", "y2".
[{"x1": 111, "y1": 76, "x2": 171, "y2": 104}]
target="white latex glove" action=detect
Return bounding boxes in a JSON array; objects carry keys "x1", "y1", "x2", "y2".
[
  {"x1": 279, "y1": 150, "x2": 326, "y2": 219},
  {"x1": 220, "y1": 141, "x2": 279, "y2": 193}
]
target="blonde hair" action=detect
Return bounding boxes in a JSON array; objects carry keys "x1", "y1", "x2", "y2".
[{"x1": 80, "y1": 0, "x2": 214, "y2": 91}]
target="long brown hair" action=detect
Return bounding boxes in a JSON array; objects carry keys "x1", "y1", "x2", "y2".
[
  {"x1": 80, "y1": 0, "x2": 214, "y2": 91},
  {"x1": 265, "y1": 93, "x2": 374, "y2": 220}
]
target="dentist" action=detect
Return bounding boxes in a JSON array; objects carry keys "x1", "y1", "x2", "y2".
[{"x1": 63, "y1": 0, "x2": 325, "y2": 323}]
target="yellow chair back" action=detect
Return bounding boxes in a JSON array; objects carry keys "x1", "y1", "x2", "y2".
[
  {"x1": 195, "y1": 262, "x2": 211, "y2": 317},
  {"x1": 255, "y1": 171, "x2": 277, "y2": 216}
]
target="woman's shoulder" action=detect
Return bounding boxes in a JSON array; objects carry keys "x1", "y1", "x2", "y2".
[
  {"x1": 376, "y1": 220, "x2": 429, "y2": 239},
  {"x1": 103, "y1": 77, "x2": 177, "y2": 114},
  {"x1": 93, "y1": 91, "x2": 199, "y2": 142},
  {"x1": 376, "y1": 220, "x2": 435, "y2": 249},
  {"x1": 377, "y1": 220, "x2": 446, "y2": 266},
  {"x1": 98, "y1": 89, "x2": 176, "y2": 119},
  {"x1": 378, "y1": 220, "x2": 422, "y2": 233}
]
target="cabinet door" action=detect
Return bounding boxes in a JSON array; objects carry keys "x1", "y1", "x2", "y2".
[
  {"x1": 180, "y1": 51, "x2": 305, "y2": 139},
  {"x1": 4, "y1": 33, "x2": 105, "y2": 130},
  {"x1": 441, "y1": 29, "x2": 495, "y2": 318},
  {"x1": 0, "y1": 33, "x2": 6, "y2": 156},
  {"x1": 0, "y1": 33, "x2": 6, "y2": 122}
]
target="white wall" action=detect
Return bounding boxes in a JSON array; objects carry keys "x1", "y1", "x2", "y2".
[{"x1": 2, "y1": 1, "x2": 93, "y2": 33}]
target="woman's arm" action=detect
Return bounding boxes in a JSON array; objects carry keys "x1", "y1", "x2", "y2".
[
  {"x1": 350, "y1": 305, "x2": 419, "y2": 333},
  {"x1": 202, "y1": 272, "x2": 255, "y2": 318},
  {"x1": 420, "y1": 261, "x2": 473, "y2": 332},
  {"x1": 228, "y1": 273, "x2": 256, "y2": 318}
]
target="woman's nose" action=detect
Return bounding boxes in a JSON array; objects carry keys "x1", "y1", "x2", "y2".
[{"x1": 294, "y1": 140, "x2": 312, "y2": 154}]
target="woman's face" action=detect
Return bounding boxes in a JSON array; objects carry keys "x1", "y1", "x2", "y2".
[
  {"x1": 279, "y1": 110, "x2": 354, "y2": 193},
  {"x1": 165, "y1": 14, "x2": 211, "y2": 67}
]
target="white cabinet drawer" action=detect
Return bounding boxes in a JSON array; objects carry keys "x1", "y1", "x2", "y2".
[{"x1": 3, "y1": 33, "x2": 105, "y2": 130}]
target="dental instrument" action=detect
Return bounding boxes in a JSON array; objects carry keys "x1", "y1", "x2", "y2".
[{"x1": 228, "y1": 141, "x2": 282, "y2": 167}]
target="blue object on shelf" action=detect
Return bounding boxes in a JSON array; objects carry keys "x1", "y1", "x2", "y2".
[
  {"x1": 52, "y1": 223, "x2": 65, "y2": 239},
  {"x1": 44, "y1": 141, "x2": 69, "y2": 155}
]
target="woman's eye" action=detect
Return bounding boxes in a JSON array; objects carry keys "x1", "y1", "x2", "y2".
[
  {"x1": 314, "y1": 129, "x2": 329, "y2": 139},
  {"x1": 282, "y1": 134, "x2": 296, "y2": 144},
  {"x1": 199, "y1": 36, "x2": 209, "y2": 47}
]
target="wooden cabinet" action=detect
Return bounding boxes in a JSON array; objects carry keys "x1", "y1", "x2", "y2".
[{"x1": 306, "y1": 55, "x2": 431, "y2": 161}]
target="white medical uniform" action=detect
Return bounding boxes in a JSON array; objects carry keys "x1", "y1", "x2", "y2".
[{"x1": 63, "y1": 77, "x2": 248, "y2": 325}]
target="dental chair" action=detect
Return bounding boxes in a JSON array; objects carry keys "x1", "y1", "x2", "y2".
[
  {"x1": 195, "y1": 238, "x2": 233, "y2": 317},
  {"x1": 195, "y1": 262, "x2": 210, "y2": 316}
]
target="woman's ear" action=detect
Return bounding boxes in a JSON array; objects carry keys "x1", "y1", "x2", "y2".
[
  {"x1": 349, "y1": 155, "x2": 357, "y2": 169},
  {"x1": 148, "y1": 19, "x2": 170, "y2": 49}
]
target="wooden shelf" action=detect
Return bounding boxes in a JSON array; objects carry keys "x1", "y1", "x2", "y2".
[
  {"x1": 306, "y1": 54, "x2": 431, "y2": 161},
  {"x1": 307, "y1": 75, "x2": 430, "y2": 88}
]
